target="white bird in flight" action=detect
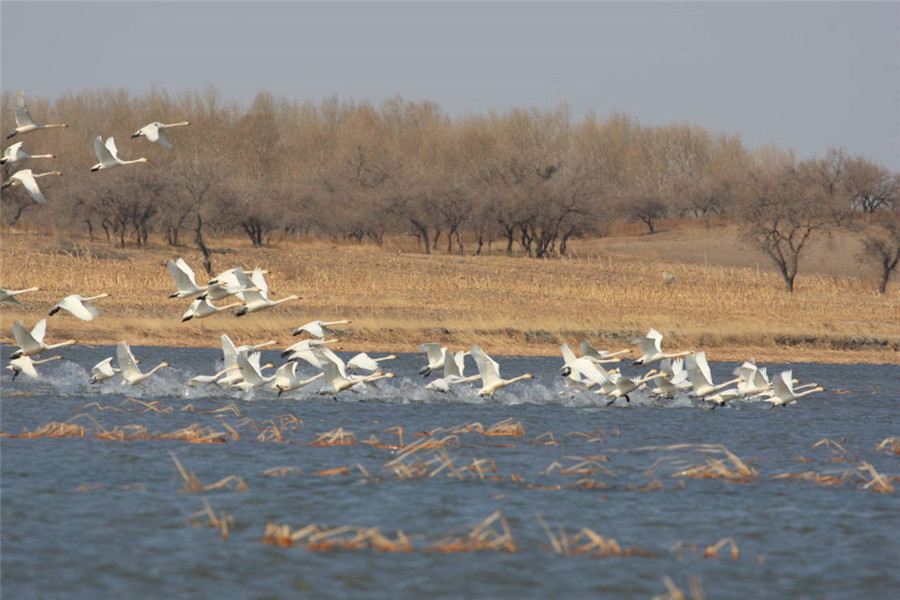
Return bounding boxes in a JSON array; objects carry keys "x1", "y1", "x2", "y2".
[
  {"x1": 418, "y1": 343, "x2": 447, "y2": 377},
  {"x1": 181, "y1": 297, "x2": 244, "y2": 321},
  {"x1": 1, "y1": 169, "x2": 62, "y2": 204},
  {"x1": 48, "y1": 293, "x2": 109, "y2": 321},
  {"x1": 10, "y1": 319, "x2": 76, "y2": 359},
  {"x1": 1, "y1": 141, "x2": 55, "y2": 165},
  {"x1": 116, "y1": 341, "x2": 169, "y2": 386},
  {"x1": 131, "y1": 121, "x2": 190, "y2": 150},
  {"x1": 90, "y1": 136, "x2": 149, "y2": 171},
  {"x1": 6, "y1": 355, "x2": 63, "y2": 380},
  {"x1": 7, "y1": 91, "x2": 68, "y2": 139},
  {"x1": 632, "y1": 328, "x2": 690, "y2": 366},
  {"x1": 90, "y1": 357, "x2": 120, "y2": 384},
  {"x1": 0, "y1": 286, "x2": 40, "y2": 307},
  {"x1": 470, "y1": 344, "x2": 534, "y2": 397},
  {"x1": 292, "y1": 319, "x2": 350, "y2": 339}
]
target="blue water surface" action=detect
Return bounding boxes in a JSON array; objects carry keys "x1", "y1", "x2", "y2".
[{"x1": 1, "y1": 344, "x2": 898, "y2": 600}]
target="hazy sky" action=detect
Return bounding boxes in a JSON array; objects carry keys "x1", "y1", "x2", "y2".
[{"x1": 2, "y1": 1, "x2": 898, "y2": 169}]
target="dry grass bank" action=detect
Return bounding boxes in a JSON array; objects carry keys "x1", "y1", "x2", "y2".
[{"x1": 1, "y1": 225, "x2": 897, "y2": 364}]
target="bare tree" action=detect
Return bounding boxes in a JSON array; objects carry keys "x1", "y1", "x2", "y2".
[
  {"x1": 627, "y1": 196, "x2": 667, "y2": 234},
  {"x1": 843, "y1": 156, "x2": 898, "y2": 214},
  {"x1": 740, "y1": 154, "x2": 845, "y2": 292},
  {"x1": 858, "y1": 209, "x2": 900, "y2": 293}
]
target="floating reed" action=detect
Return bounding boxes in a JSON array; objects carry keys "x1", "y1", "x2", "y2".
[
  {"x1": 170, "y1": 452, "x2": 249, "y2": 493},
  {"x1": 309, "y1": 428, "x2": 357, "y2": 446},
  {"x1": 652, "y1": 576, "x2": 706, "y2": 600},
  {"x1": 425, "y1": 511, "x2": 517, "y2": 553},
  {"x1": 639, "y1": 444, "x2": 758, "y2": 481},
  {"x1": 876, "y1": 437, "x2": 900, "y2": 455},
  {"x1": 261, "y1": 523, "x2": 413, "y2": 552},
  {"x1": 542, "y1": 456, "x2": 614, "y2": 477},
  {"x1": 186, "y1": 497, "x2": 234, "y2": 541},
  {"x1": 535, "y1": 514, "x2": 656, "y2": 558},
  {"x1": 263, "y1": 467, "x2": 304, "y2": 477},
  {"x1": 701, "y1": 536, "x2": 740, "y2": 559}
]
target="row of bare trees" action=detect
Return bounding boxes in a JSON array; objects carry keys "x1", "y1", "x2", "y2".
[{"x1": 1, "y1": 87, "x2": 898, "y2": 291}]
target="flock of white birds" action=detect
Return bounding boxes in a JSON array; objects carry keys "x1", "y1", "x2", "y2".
[
  {"x1": 2, "y1": 91, "x2": 825, "y2": 406},
  {"x1": 3, "y1": 264, "x2": 824, "y2": 406},
  {"x1": 2, "y1": 90, "x2": 185, "y2": 204}
]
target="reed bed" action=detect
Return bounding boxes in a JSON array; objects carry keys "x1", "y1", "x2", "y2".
[
  {"x1": 636, "y1": 444, "x2": 759, "y2": 482},
  {"x1": 1, "y1": 230, "x2": 896, "y2": 363}
]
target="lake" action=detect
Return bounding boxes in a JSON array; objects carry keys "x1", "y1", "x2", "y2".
[{"x1": 1, "y1": 344, "x2": 898, "y2": 599}]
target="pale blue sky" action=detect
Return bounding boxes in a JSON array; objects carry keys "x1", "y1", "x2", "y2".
[{"x1": 2, "y1": 1, "x2": 898, "y2": 169}]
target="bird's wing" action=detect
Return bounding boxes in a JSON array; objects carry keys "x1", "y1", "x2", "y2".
[
  {"x1": 30, "y1": 319, "x2": 47, "y2": 343},
  {"x1": 13, "y1": 357, "x2": 39, "y2": 379},
  {"x1": 419, "y1": 343, "x2": 444, "y2": 364},
  {"x1": 316, "y1": 347, "x2": 349, "y2": 379},
  {"x1": 274, "y1": 362, "x2": 297, "y2": 388},
  {"x1": 470, "y1": 344, "x2": 500, "y2": 385},
  {"x1": 443, "y1": 351, "x2": 465, "y2": 378},
  {"x1": 249, "y1": 269, "x2": 269, "y2": 298},
  {"x1": 647, "y1": 329, "x2": 664, "y2": 352},
  {"x1": 104, "y1": 137, "x2": 119, "y2": 159},
  {"x1": 220, "y1": 334, "x2": 238, "y2": 367},
  {"x1": 301, "y1": 322, "x2": 325, "y2": 338},
  {"x1": 5, "y1": 142, "x2": 23, "y2": 158},
  {"x1": 59, "y1": 296, "x2": 99, "y2": 321},
  {"x1": 772, "y1": 371, "x2": 793, "y2": 397},
  {"x1": 13, "y1": 320, "x2": 37, "y2": 349},
  {"x1": 560, "y1": 343, "x2": 578, "y2": 365},
  {"x1": 93, "y1": 357, "x2": 115, "y2": 377},
  {"x1": 93, "y1": 136, "x2": 115, "y2": 163},
  {"x1": 347, "y1": 353, "x2": 378, "y2": 372},
  {"x1": 156, "y1": 128, "x2": 175, "y2": 150},
  {"x1": 17, "y1": 170, "x2": 45, "y2": 203},
  {"x1": 167, "y1": 259, "x2": 199, "y2": 293},
  {"x1": 13, "y1": 91, "x2": 35, "y2": 127},
  {"x1": 116, "y1": 342, "x2": 140, "y2": 376}
]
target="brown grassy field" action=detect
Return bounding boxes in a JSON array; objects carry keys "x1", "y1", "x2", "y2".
[{"x1": 1, "y1": 221, "x2": 898, "y2": 364}]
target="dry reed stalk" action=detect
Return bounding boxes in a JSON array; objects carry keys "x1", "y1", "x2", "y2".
[
  {"x1": 315, "y1": 467, "x2": 351, "y2": 476},
  {"x1": 772, "y1": 471, "x2": 846, "y2": 487},
  {"x1": 186, "y1": 497, "x2": 234, "y2": 541},
  {"x1": 170, "y1": 452, "x2": 249, "y2": 493},
  {"x1": 531, "y1": 431, "x2": 558, "y2": 445},
  {"x1": 875, "y1": 437, "x2": 900, "y2": 455},
  {"x1": 263, "y1": 467, "x2": 304, "y2": 477},
  {"x1": 120, "y1": 398, "x2": 172, "y2": 414},
  {"x1": 309, "y1": 428, "x2": 356, "y2": 447},
  {"x1": 425, "y1": 511, "x2": 517, "y2": 554},
  {"x1": 542, "y1": 456, "x2": 615, "y2": 477},
  {"x1": 701, "y1": 537, "x2": 740, "y2": 559},
  {"x1": 535, "y1": 515, "x2": 655, "y2": 557},
  {"x1": 74, "y1": 484, "x2": 104, "y2": 492},
  {"x1": 483, "y1": 418, "x2": 525, "y2": 437},
  {"x1": 812, "y1": 438, "x2": 857, "y2": 463},
  {"x1": 74, "y1": 401, "x2": 126, "y2": 413},
  {"x1": 857, "y1": 462, "x2": 896, "y2": 493},
  {"x1": 652, "y1": 576, "x2": 706, "y2": 600},
  {"x1": 4, "y1": 422, "x2": 88, "y2": 438},
  {"x1": 161, "y1": 425, "x2": 229, "y2": 444}
]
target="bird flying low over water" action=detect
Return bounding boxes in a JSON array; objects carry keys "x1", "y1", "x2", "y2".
[
  {"x1": 10, "y1": 319, "x2": 76, "y2": 359},
  {"x1": 6, "y1": 355, "x2": 63, "y2": 380},
  {"x1": 91, "y1": 136, "x2": 149, "y2": 171},
  {"x1": 116, "y1": 341, "x2": 169, "y2": 386},
  {"x1": 470, "y1": 344, "x2": 534, "y2": 397},
  {"x1": 7, "y1": 91, "x2": 68, "y2": 139},
  {"x1": 131, "y1": 121, "x2": 190, "y2": 150},
  {"x1": 90, "y1": 357, "x2": 120, "y2": 384}
]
